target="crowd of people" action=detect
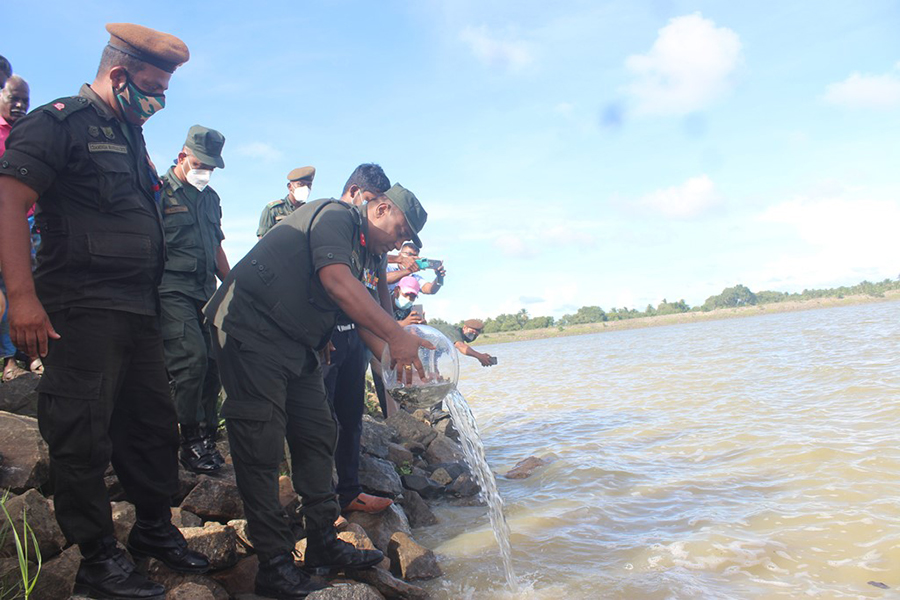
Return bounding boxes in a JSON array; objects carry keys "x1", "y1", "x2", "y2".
[{"x1": 0, "y1": 22, "x2": 495, "y2": 600}]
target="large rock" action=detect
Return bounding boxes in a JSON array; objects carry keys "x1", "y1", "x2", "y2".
[
  {"x1": 168, "y1": 581, "x2": 217, "y2": 600},
  {"x1": 360, "y1": 415, "x2": 396, "y2": 459},
  {"x1": 504, "y1": 456, "x2": 549, "y2": 479},
  {"x1": 350, "y1": 567, "x2": 431, "y2": 599},
  {"x1": 448, "y1": 473, "x2": 480, "y2": 498},
  {"x1": 181, "y1": 522, "x2": 239, "y2": 570},
  {"x1": 210, "y1": 555, "x2": 258, "y2": 597},
  {"x1": 428, "y1": 468, "x2": 452, "y2": 486},
  {"x1": 227, "y1": 518, "x2": 253, "y2": 550},
  {"x1": 175, "y1": 467, "x2": 200, "y2": 504},
  {"x1": 387, "y1": 532, "x2": 441, "y2": 581},
  {"x1": 296, "y1": 524, "x2": 389, "y2": 572},
  {"x1": 146, "y1": 563, "x2": 229, "y2": 599},
  {"x1": 385, "y1": 443, "x2": 413, "y2": 469},
  {"x1": 0, "y1": 372, "x2": 39, "y2": 417},
  {"x1": 423, "y1": 434, "x2": 463, "y2": 465},
  {"x1": 432, "y1": 418, "x2": 458, "y2": 442},
  {"x1": 308, "y1": 582, "x2": 385, "y2": 599},
  {"x1": 346, "y1": 504, "x2": 411, "y2": 554},
  {"x1": 0, "y1": 412, "x2": 49, "y2": 492},
  {"x1": 425, "y1": 462, "x2": 467, "y2": 480},
  {"x1": 111, "y1": 501, "x2": 136, "y2": 546},
  {"x1": 2, "y1": 489, "x2": 66, "y2": 560},
  {"x1": 397, "y1": 491, "x2": 437, "y2": 529},
  {"x1": 358, "y1": 455, "x2": 403, "y2": 498},
  {"x1": 172, "y1": 507, "x2": 203, "y2": 528},
  {"x1": 400, "y1": 475, "x2": 443, "y2": 500},
  {"x1": 31, "y1": 544, "x2": 80, "y2": 600},
  {"x1": 180, "y1": 476, "x2": 244, "y2": 521},
  {"x1": 385, "y1": 411, "x2": 435, "y2": 447}
]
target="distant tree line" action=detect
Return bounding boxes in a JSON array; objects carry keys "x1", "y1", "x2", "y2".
[{"x1": 429, "y1": 277, "x2": 900, "y2": 335}]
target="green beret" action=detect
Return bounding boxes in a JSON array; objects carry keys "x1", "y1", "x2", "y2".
[
  {"x1": 185, "y1": 125, "x2": 225, "y2": 168},
  {"x1": 287, "y1": 166, "x2": 315, "y2": 182},
  {"x1": 106, "y1": 23, "x2": 189, "y2": 74},
  {"x1": 383, "y1": 183, "x2": 427, "y2": 248},
  {"x1": 464, "y1": 319, "x2": 484, "y2": 331}
]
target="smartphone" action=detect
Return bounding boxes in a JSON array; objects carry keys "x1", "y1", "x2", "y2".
[
  {"x1": 488, "y1": 356, "x2": 498, "y2": 365},
  {"x1": 411, "y1": 304, "x2": 424, "y2": 315}
]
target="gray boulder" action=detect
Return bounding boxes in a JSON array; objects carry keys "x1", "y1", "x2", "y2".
[
  {"x1": 2, "y1": 489, "x2": 65, "y2": 560},
  {"x1": 346, "y1": 504, "x2": 411, "y2": 554},
  {"x1": 359, "y1": 455, "x2": 404, "y2": 498},
  {"x1": 385, "y1": 411, "x2": 436, "y2": 447},
  {"x1": 400, "y1": 475, "x2": 443, "y2": 500},
  {"x1": 180, "y1": 476, "x2": 244, "y2": 521},
  {"x1": 308, "y1": 582, "x2": 385, "y2": 599},
  {"x1": 424, "y1": 435, "x2": 462, "y2": 465},
  {"x1": 31, "y1": 544, "x2": 81, "y2": 600},
  {"x1": 397, "y1": 491, "x2": 437, "y2": 529},
  {"x1": 504, "y1": 456, "x2": 550, "y2": 479},
  {"x1": 0, "y1": 412, "x2": 49, "y2": 492},
  {"x1": 388, "y1": 532, "x2": 441, "y2": 581},
  {"x1": 350, "y1": 567, "x2": 432, "y2": 599},
  {"x1": 0, "y1": 372, "x2": 39, "y2": 417}
]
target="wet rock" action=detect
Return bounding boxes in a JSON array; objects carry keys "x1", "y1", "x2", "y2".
[
  {"x1": 360, "y1": 415, "x2": 395, "y2": 459},
  {"x1": 388, "y1": 532, "x2": 441, "y2": 581},
  {"x1": 346, "y1": 504, "x2": 411, "y2": 554},
  {"x1": 180, "y1": 476, "x2": 244, "y2": 521},
  {"x1": 172, "y1": 507, "x2": 203, "y2": 528},
  {"x1": 168, "y1": 581, "x2": 217, "y2": 600},
  {"x1": 210, "y1": 555, "x2": 258, "y2": 596},
  {"x1": 0, "y1": 412, "x2": 49, "y2": 492},
  {"x1": 429, "y1": 468, "x2": 452, "y2": 486},
  {"x1": 359, "y1": 454, "x2": 404, "y2": 498},
  {"x1": 432, "y1": 418, "x2": 458, "y2": 442},
  {"x1": 111, "y1": 501, "x2": 136, "y2": 545},
  {"x1": 425, "y1": 462, "x2": 467, "y2": 480},
  {"x1": 350, "y1": 567, "x2": 431, "y2": 599},
  {"x1": 386, "y1": 411, "x2": 436, "y2": 447},
  {"x1": 397, "y1": 491, "x2": 437, "y2": 528},
  {"x1": 504, "y1": 456, "x2": 549, "y2": 479},
  {"x1": 308, "y1": 582, "x2": 385, "y2": 599},
  {"x1": 411, "y1": 409, "x2": 430, "y2": 423},
  {"x1": 424, "y1": 434, "x2": 463, "y2": 465},
  {"x1": 400, "y1": 475, "x2": 443, "y2": 500},
  {"x1": 2, "y1": 489, "x2": 65, "y2": 559},
  {"x1": 448, "y1": 473, "x2": 480, "y2": 498},
  {"x1": 32, "y1": 544, "x2": 80, "y2": 600},
  {"x1": 0, "y1": 372, "x2": 39, "y2": 417},
  {"x1": 181, "y1": 522, "x2": 239, "y2": 570},
  {"x1": 385, "y1": 442, "x2": 413, "y2": 469}
]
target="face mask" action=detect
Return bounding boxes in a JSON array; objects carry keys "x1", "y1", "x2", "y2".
[
  {"x1": 395, "y1": 295, "x2": 413, "y2": 310},
  {"x1": 292, "y1": 185, "x2": 310, "y2": 203},
  {"x1": 180, "y1": 159, "x2": 212, "y2": 191},
  {"x1": 464, "y1": 330, "x2": 478, "y2": 342},
  {"x1": 115, "y1": 72, "x2": 165, "y2": 125}
]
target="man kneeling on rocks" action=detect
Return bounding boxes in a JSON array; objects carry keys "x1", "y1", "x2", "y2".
[{"x1": 204, "y1": 183, "x2": 431, "y2": 598}]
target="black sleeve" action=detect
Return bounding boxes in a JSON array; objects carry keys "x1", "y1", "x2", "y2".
[{"x1": 0, "y1": 110, "x2": 74, "y2": 195}]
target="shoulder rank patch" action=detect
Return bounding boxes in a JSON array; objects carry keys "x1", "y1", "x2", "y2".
[
  {"x1": 267, "y1": 199, "x2": 284, "y2": 208},
  {"x1": 41, "y1": 97, "x2": 91, "y2": 121},
  {"x1": 87, "y1": 142, "x2": 127, "y2": 154},
  {"x1": 274, "y1": 215, "x2": 286, "y2": 222},
  {"x1": 88, "y1": 126, "x2": 100, "y2": 137},
  {"x1": 164, "y1": 206, "x2": 189, "y2": 215}
]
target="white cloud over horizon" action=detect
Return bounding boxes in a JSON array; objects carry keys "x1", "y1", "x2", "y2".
[
  {"x1": 823, "y1": 62, "x2": 900, "y2": 109},
  {"x1": 624, "y1": 13, "x2": 742, "y2": 116},
  {"x1": 639, "y1": 174, "x2": 721, "y2": 219},
  {"x1": 459, "y1": 25, "x2": 534, "y2": 71}
]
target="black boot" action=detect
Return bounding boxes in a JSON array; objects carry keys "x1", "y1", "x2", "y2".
[
  {"x1": 74, "y1": 536, "x2": 165, "y2": 600},
  {"x1": 255, "y1": 553, "x2": 328, "y2": 599},
  {"x1": 202, "y1": 424, "x2": 226, "y2": 469},
  {"x1": 303, "y1": 523, "x2": 384, "y2": 574},
  {"x1": 127, "y1": 518, "x2": 210, "y2": 573},
  {"x1": 179, "y1": 423, "x2": 221, "y2": 474}
]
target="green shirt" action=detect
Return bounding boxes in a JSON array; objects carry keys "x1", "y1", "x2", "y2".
[
  {"x1": 159, "y1": 167, "x2": 225, "y2": 301},
  {"x1": 256, "y1": 194, "x2": 303, "y2": 237},
  {"x1": 205, "y1": 198, "x2": 381, "y2": 373}
]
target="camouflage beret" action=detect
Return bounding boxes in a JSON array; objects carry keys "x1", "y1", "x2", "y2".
[
  {"x1": 464, "y1": 319, "x2": 484, "y2": 331},
  {"x1": 106, "y1": 23, "x2": 189, "y2": 74},
  {"x1": 287, "y1": 166, "x2": 316, "y2": 182}
]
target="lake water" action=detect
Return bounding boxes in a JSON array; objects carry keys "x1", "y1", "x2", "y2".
[{"x1": 417, "y1": 301, "x2": 900, "y2": 599}]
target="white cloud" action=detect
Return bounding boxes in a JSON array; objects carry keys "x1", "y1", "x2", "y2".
[
  {"x1": 624, "y1": 13, "x2": 742, "y2": 116},
  {"x1": 493, "y1": 233, "x2": 537, "y2": 258},
  {"x1": 232, "y1": 142, "x2": 283, "y2": 161},
  {"x1": 459, "y1": 25, "x2": 534, "y2": 71},
  {"x1": 639, "y1": 175, "x2": 720, "y2": 219},
  {"x1": 823, "y1": 63, "x2": 900, "y2": 109}
]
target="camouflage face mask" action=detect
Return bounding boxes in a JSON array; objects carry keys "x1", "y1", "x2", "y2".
[{"x1": 115, "y1": 72, "x2": 165, "y2": 126}]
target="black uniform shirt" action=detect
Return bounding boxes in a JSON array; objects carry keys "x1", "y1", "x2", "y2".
[{"x1": 0, "y1": 84, "x2": 164, "y2": 315}]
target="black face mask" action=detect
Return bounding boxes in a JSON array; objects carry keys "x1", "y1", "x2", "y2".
[{"x1": 464, "y1": 330, "x2": 478, "y2": 342}]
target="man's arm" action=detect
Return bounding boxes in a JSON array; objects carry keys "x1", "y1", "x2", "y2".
[
  {"x1": 453, "y1": 340, "x2": 494, "y2": 367},
  {"x1": 215, "y1": 245, "x2": 230, "y2": 282},
  {"x1": 376, "y1": 263, "x2": 393, "y2": 315},
  {"x1": 420, "y1": 265, "x2": 445, "y2": 294},
  {"x1": 385, "y1": 263, "x2": 420, "y2": 285},
  {"x1": 0, "y1": 176, "x2": 60, "y2": 357}
]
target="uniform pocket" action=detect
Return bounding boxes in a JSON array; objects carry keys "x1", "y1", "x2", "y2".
[
  {"x1": 221, "y1": 396, "x2": 274, "y2": 421},
  {"x1": 161, "y1": 321, "x2": 185, "y2": 341},
  {"x1": 37, "y1": 366, "x2": 107, "y2": 467},
  {"x1": 165, "y1": 256, "x2": 197, "y2": 273}
]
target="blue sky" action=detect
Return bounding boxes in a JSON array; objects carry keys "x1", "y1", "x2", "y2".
[{"x1": 5, "y1": 1, "x2": 899, "y2": 322}]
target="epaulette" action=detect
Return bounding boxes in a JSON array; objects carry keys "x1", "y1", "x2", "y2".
[
  {"x1": 266, "y1": 199, "x2": 285, "y2": 208},
  {"x1": 39, "y1": 97, "x2": 92, "y2": 121}
]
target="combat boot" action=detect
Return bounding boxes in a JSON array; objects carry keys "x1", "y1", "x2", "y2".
[
  {"x1": 303, "y1": 523, "x2": 384, "y2": 574},
  {"x1": 255, "y1": 553, "x2": 328, "y2": 599},
  {"x1": 202, "y1": 423, "x2": 226, "y2": 469},
  {"x1": 73, "y1": 536, "x2": 165, "y2": 600},
  {"x1": 127, "y1": 518, "x2": 210, "y2": 573},
  {"x1": 179, "y1": 423, "x2": 221, "y2": 474}
]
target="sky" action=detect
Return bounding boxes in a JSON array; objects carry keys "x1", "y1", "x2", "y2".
[{"x1": 4, "y1": 1, "x2": 900, "y2": 323}]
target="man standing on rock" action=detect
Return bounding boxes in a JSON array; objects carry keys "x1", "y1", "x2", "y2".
[
  {"x1": 205, "y1": 183, "x2": 431, "y2": 599},
  {"x1": 159, "y1": 125, "x2": 230, "y2": 474},
  {"x1": 0, "y1": 23, "x2": 210, "y2": 600}
]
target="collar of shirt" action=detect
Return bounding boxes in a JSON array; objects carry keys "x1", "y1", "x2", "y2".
[
  {"x1": 78, "y1": 83, "x2": 118, "y2": 121},
  {"x1": 162, "y1": 166, "x2": 200, "y2": 200}
]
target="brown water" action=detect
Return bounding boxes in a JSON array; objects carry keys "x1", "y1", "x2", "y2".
[{"x1": 417, "y1": 301, "x2": 900, "y2": 599}]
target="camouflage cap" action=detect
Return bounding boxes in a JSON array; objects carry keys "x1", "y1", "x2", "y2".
[
  {"x1": 184, "y1": 125, "x2": 225, "y2": 168},
  {"x1": 383, "y1": 183, "x2": 427, "y2": 248},
  {"x1": 464, "y1": 319, "x2": 484, "y2": 331},
  {"x1": 105, "y1": 23, "x2": 189, "y2": 74},
  {"x1": 288, "y1": 166, "x2": 316, "y2": 182}
]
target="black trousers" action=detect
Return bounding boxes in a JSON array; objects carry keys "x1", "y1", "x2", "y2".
[
  {"x1": 37, "y1": 308, "x2": 178, "y2": 545},
  {"x1": 322, "y1": 326, "x2": 367, "y2": 508},
  {"x1": 211, "y1": 328, "x2": 339, "y2": 562}
]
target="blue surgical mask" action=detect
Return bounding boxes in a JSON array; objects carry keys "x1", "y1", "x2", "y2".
[{"x1": 395, "y1": 295, "x2": 413, "y2": 310}]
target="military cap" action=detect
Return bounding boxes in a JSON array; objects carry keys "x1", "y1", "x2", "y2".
[
  {"x1": 185, "y1": 125, "x2": 225, "y2": 168},
  {"x1": 105, "y1": 23, "x2": 189, "y2": 74},
  {"x1": 383, "y1": 183, "x2": 427, "y2": 248},
  {"x1": 464, "y1": 319, "x2": 484, "y2": 331},
  {"x1": 287, "y1": 166, "x2": 316, "y2": 182}
]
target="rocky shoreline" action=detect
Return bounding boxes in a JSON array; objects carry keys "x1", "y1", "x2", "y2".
[{"x1": 0, "y1": 372, "x2": 535, "y2": 600}]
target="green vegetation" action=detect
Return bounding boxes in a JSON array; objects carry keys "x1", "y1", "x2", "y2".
[
  {"x1": 0, "y1": 492, "x2": 42, "y2": 599},
  {"x1": 433, "y1": 277, "x2": 900, "y2": 334}
]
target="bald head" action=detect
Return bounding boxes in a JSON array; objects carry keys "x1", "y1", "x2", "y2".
[{"x1": 0, "y1": 75, "x2": 29, "y2": 123}]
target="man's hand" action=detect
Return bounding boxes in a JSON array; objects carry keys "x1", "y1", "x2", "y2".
[
  {"x1": 9, "y1": 293, "x2": 60, "y2": 358},
  {"x1": 397, "y1": 255, "x2": 419, "y2": 272},
  {"x1": 434, "y1": 265, "x2": 447, "y2": 279},
  {"x1": 399, "y1": 310, "x2": 425, "y2": 327},
  {"x1": 319, "y1": 340, "x2": 336, "y2": 365},
  {"x1": 477, "y1": 353, "x2": 495, "y2": 367},
  {"x1": 387, "y1": 328, "x2": 434, "y2": 383}
]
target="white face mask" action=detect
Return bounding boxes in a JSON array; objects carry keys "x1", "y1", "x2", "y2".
[
  {"x1": 395, "y1": 295, "x2": 413, "y2": 310},
  {"x1": 181, "y1": 159, "x2": 211, "y2": 192},
  {"x1": 292, "y1": 185, "x2": 310, "y2": 203}
]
